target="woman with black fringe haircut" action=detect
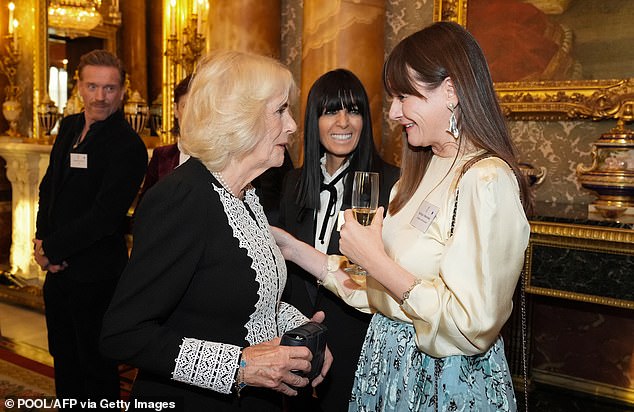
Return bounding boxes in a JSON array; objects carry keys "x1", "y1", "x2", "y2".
[{"x1": 279, "y1": 68, "x2": 399, "y2": 411}]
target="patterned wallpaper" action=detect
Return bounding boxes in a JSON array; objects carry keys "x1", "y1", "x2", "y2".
[
  {"x1": 280, "y1": 0, "x2": 304, "y2": 164},
  {"x1": 280, "y1": 0, "x2": 606, "y2": 205},
  {"x1": 509, "y1": 120, "x2": 615, "y2": 204}
]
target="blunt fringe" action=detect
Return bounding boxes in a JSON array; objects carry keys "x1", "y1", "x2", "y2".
[
  {"x1": 383, "y1": 21, "x2": 531, "y2": 215},
  {"x1": 295, "y1": 69, "x2": 383, "y2": 211}
]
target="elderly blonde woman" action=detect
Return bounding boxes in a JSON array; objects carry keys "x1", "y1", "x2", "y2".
[{"x1": 101, "y1": 51, "x2": 332, "y2": 411}]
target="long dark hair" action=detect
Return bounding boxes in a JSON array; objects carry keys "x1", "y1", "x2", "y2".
[
  {"x1": 296, "y1": 69, "x2": 380, "y2": 210},
  {"x1": 383, "y1": 21, "x2": 531, "y2": 214}
]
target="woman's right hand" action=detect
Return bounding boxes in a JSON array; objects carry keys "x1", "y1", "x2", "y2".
[{"x1": 240, "y1": 338, "x2": 312, "y2": 396}]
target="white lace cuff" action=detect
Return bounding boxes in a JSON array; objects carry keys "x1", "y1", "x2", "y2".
[
  {"x1": 172, "y1": 337, "x2": 241, "y2": 394},
  {"x1": 277, "y1": 301, "x2": 309, "y2": 336}
]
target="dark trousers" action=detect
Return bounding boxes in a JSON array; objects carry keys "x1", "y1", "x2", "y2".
[{"x1": 43, "y1": 273, "x2": 120, "y2": 410}]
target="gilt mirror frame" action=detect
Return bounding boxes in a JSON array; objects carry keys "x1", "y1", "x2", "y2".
[
  {"x1": 433, "y1": 0, "x2": 634, "y2": 123},
  {"x1": 33, "y1": 0, "x2": 48, "y2": 138}
]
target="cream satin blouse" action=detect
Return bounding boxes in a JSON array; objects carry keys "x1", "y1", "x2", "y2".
[{"x1": 322, "y1": 151, "x2": 530, "y2": 358}]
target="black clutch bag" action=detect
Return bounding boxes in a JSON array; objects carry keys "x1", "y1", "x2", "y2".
[{"x1": 280, "y1": 321, "x2": 327, "y2": 380}]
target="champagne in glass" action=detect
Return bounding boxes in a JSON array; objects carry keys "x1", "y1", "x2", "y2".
[
  {"x1": 352, "y1": 208, "x2": 376, "y2": 226},
  {"x1": 345, "y1": 171, "x2": 379, "y2": 284}
]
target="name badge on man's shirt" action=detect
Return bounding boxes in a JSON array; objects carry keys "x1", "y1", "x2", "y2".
[
  {"x1": 410, "y1": 200, "x2": 439, "y2": 233},
  {"x1": 70, "y1": 153, "x2": 88, "y2": 169}
]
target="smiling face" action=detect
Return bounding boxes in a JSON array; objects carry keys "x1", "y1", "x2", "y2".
[
  {"x1": 388, "y1": 77, "x2": 457, "y2": 156},
  {"x1": 248, "y1": 93, "x2": 297, "y2": 172},
  {"x1": 318, "y1": 106, "x2": 363, "y2": 172},
  {"x1": 78, "y1": 65, "x2": 125, "y2": 126}
]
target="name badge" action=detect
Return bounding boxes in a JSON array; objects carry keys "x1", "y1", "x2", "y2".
[
  {"x1": 70, "y1": 153, "x2": 88, "y2": 169},
  {"x1": 410, "y1": 200, "x2": 439, "y2": 233}
]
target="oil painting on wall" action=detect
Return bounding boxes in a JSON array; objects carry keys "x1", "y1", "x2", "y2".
[{"x1": 467, "y1": 0, "x2": 634, "y2": 83}]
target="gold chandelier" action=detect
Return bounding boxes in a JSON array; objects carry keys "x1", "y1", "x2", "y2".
[{"x1": 48, "y1": 0, "x2": 103, "y2": 37}]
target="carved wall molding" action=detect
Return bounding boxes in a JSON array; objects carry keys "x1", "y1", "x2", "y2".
[{"x1": 497, "y1": 78, "x2": 634, "y2": 122}]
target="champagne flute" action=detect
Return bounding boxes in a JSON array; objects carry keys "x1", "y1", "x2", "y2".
[{"x1": 344, "y1": 171, "x2": 379, "y2": 285}]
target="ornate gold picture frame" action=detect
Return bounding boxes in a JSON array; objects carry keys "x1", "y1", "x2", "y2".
[{"x1": 434, "y1": 0, "x2": 634, "y2": 122}]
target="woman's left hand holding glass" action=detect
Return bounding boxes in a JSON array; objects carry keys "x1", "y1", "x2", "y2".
[
  {"x1": 339, "y1": 206, "x2": 387, "y2": 278},
  {"x1": 340, "y1": 206, "x2": 421, "y2": 302}
]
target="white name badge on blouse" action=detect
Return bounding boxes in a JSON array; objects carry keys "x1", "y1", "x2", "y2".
[
  {"x1": 410, "y1": 200, "x2": 439, "y2": 233},
  {"x1": 70, "y1": 153, "x2": 88, "y2": 169}
]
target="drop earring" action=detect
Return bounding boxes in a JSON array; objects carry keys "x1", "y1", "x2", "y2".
[{"x1": 446, "y1": 102, "x2": 459, "y2": 140}]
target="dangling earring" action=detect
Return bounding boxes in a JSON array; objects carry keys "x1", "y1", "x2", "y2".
[{"x1": 446, "y1": 102, "x2": 459, "y2": 140}]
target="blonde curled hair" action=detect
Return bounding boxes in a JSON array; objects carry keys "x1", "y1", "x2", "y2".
[{"x1": 180, "y1": 50, "x2": 296, "y2": 172}]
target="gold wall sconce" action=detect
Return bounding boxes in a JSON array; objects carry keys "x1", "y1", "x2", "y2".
[
  {"x1": 1, "y1": 2, "x2": 22, "y2": 137},
  {"x1": 162, "y1": 0, "x2": 209, "y2": 144}
]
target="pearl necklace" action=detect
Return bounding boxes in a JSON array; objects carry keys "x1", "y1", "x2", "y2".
[{"x1": 212, "y1": 171, "x2": 238, "y2": 197}]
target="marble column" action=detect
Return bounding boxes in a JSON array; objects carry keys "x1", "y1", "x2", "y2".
[
  {"x1": 208, "y1": 0, "x2": 281, "y2": 57},
  {"x1": 120, "y1": 0, "x2": 148, "y2": 100},
  {"x1": 300, "y1": 0, "x2": 385, "y2": 164},
  {"x1": 0, "y1": 139, "x2": 51, "y2": 282}
]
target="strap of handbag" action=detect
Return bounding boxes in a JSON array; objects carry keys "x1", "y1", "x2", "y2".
[{"x1": 450, "y1": 152, "x2": 530, "y2": 411}]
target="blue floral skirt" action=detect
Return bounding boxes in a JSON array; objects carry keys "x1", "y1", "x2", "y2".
[{"x1": 349, "y1": 313, "x2": 517, "y2": 411}]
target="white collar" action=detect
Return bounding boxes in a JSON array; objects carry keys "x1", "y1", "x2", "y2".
[{"x1": 319, "y1": 155, "x2": 351, "y2": 183}]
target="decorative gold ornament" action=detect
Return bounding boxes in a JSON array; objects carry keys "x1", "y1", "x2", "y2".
[
  {"x1": 181, "y1": 17, "x2": 206, "y2": 76},
  {"x1": 149, "y1": 94, "x2": 163, "y2": 136},
  {"x1": 2, "y1": 96, "x2": 22, "y2": 137},
  {"x1": 163, "y1": 0, "x2": 208, "y2": 145},
  {"x1": 124, "y1": 90, "x2": 149, "y2": 135},
  {"x1": 37, "y1": 93, "x2": 61, "y2": 136},
  {"x1": 64, "y1": 72, "x2": 84, "y2": 117},
  {"x1": 435, "y1": 0, "x2": 634, "y2": 123},
  {"x1": 1, "y1": 6, "x2": 22, "y2": 137},
  {"x1": 108, "y1": 0, "x2": 121, "y2": 26},
  {"x1": 519, "y1": 162, "x2": 547, "y2": 187},
  {"x1": 577, "y1": 119, "x2": 634, "y2": 220},
  {"x1": 497, "y1": 79, "x2": 634, "y2": 121}
]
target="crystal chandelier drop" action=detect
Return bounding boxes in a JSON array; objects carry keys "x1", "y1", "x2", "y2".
[{"x1": 48, "y1": 0, "x2": 103, "y2": 36}]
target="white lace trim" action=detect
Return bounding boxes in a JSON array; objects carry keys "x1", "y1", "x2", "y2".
[
  {"x1": 278, "y1": 301, "x2": 310, "y2": 336},
  {"x1": 172, "y1": 338, "x2": 241, "y2": 394},
  {"x1": 213, "y1": 184, "x2": 287, "y2": 345}
]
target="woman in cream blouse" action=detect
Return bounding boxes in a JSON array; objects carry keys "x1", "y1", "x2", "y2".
[{"x1": 273, "y1": 22, "x2": 531, "y2": 411}]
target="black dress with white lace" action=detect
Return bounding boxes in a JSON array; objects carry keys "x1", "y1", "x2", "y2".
[{"x1": 101, "y1": 158, "x2": 307, "y2": 411}]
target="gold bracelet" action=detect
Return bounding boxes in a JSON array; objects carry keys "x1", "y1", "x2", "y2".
[{"x1": 400, "y1": 279, "x2": 422, "y2": 305}]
